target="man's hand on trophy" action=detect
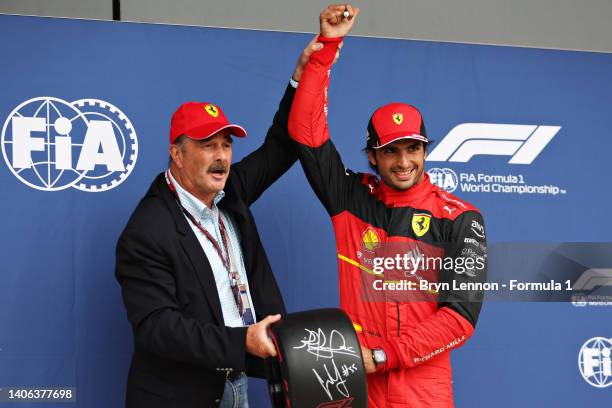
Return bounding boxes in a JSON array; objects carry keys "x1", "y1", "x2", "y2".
[
  {"x1": 319, "y1": 3, "x2": 360, "y2": 38},
  {"x1": 246, "y1": 314, "x2": 281, "y2": 358},
  {"x1": 360, "y1": 346, "x2": 377, "y2": 374}
]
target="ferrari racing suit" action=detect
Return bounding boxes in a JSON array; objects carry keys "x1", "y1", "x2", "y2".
[{"x1": 287, "y1": 36, "x2": 487, "y2": 408}]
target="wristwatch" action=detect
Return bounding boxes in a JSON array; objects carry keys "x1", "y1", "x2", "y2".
[{"x1": 372, "y1": 349, "x2": 387, "y2": 366}]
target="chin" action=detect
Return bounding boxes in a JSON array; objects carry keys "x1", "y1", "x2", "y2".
[
  {"x1": 385, "y1": 176, "x2": 415, "y2": 191},
  {"x1": 394, "y1": 182, "x2": 415, "y2": 191}
]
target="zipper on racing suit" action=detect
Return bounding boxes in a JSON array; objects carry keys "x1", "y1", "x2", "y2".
[{"x1": 396, "y1": 302, "x2": 400, "y2": 336}]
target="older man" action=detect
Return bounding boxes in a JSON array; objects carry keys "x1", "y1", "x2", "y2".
[{"x1": 115, "y1": 39, "x2": 334, "y2": 407}]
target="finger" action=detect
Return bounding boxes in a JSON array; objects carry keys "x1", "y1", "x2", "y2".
[
  {"x1": 303, "y1": 41, "x2": 322, "y2": 57},
  {"x1": 344, "y1": 4, "x2": 354, "y2": 18},
  {"x1": 265, "y1": 338, "x2": 277, "y2": 357},
  {"x1": 322, "y1": 6, "x2": 345, "y2": 24},
  {"x1": 260, "y1": 332, "x2": 277, "y2": 357},
  {"x1": 302, "y1": 37, "x2": 317, "y2": 54},
  {"x1": 327, "y1": 4, "x2": 348, "y2": 13},
  {"x1": 263, "y1": 314, "x2": 282, "y2": 325},
  {"x1": 320, "y1": 8, "x2": 339, "y2": 22}
]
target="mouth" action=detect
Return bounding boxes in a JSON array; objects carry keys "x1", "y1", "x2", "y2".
[
  {"x1": 392, "y1": 168, "x2": 415, "y2": 181},
  {"x1": 207, "y1": 166, "x2": 228, "y2": 181}
]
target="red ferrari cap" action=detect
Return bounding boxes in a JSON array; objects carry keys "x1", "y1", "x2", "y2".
[
  {"x1": 367, "y1": 102, "x2": 429, "y2": 149},
  {"x1": 169, "y1": 101, "x2": 246, "y2": 144}
]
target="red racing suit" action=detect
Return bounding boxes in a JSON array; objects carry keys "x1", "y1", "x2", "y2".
[{"x1": 287, "y1": 36, "x2": 487, "y2": 407}]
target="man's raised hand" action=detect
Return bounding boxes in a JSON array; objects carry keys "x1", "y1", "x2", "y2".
[{"x1": 319, "y1": 4, "x2": 360, "y2": 38}]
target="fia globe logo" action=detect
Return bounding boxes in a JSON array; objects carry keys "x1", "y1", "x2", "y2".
[
  {"x1": 1, "y1": 97, "x2": 138, "y2": 192},
  {"x1": 578, "y1": 337, "x2": 612, "y2": 388},
  {"x1": 428, "y1": 168, "x2": 458, "y2": 193}
]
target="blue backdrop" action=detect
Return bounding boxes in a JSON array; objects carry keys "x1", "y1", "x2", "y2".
[{"x1": 1, "y1": 14, "x2": 611, "y2": 407}]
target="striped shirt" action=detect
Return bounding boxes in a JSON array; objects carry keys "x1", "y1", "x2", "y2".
[{"x1": 168, "y1": 170, "x2": 256, "y2": 327}]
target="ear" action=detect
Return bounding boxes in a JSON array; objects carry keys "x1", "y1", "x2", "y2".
[
  {"x1": 367, "y1": 150, "x2": 377, "y2": 167},
  {"x1": 169, "y1": 143, "x2": 183, "y2": 168}
]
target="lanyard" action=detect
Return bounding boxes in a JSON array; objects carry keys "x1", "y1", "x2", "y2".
[{"x1": 164, "y1": 170, "x2": 245, "y2": 316}]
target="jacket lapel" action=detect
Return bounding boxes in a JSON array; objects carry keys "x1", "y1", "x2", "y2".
[
  {"x1": 219, "y1": 186, "x2": 251, "y2": 274},
  {"x1": 154, "y1": 174, "x2": 225, "y2": 325},
  {"x1": 178, "y1": 233, "x2": 224, "y2": 324}
]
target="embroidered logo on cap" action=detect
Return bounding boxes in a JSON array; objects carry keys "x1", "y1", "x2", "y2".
[
  {"x1": 392, "y1": 113, "x2": 403, "y2": 125},
  {"x1": 204, "y1": 104, "x2": 219, "y2": 118}
]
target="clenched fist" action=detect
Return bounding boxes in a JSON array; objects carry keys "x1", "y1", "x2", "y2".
[{"x1": 319, "y1": 3, "x2": 360, "y2": 38}]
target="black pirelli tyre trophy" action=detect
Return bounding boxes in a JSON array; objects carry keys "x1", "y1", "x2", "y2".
[{"x1": 266, "y1": 308, "x2": 368, "y2": 407}]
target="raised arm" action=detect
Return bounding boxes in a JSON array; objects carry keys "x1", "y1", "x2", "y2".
[
  {"x1": 287, "y1": 5, "x2": 362, "y2": 216},
  {"x1": 231, "y1": 36, "x2": 345, "y2": 206}
]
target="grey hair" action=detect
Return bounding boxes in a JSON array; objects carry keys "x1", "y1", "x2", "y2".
[{"x1": 168, "y1": 135, "x2": 187, "y2": 167}]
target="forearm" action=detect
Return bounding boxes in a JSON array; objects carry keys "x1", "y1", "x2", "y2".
[
  {"x1": 288, "y1": 36, "x2": 343, "y2": 148},
  {"x1": 231, "y1": 83, "x2": 298, "y2": 205},
  {"x1": 369, "y1": 307, "x2": 475, "y2": 371}
]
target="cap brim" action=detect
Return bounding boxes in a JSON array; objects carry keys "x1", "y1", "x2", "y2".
[
  {"x1": 373, "y1": 134, "x2": 429, "y2": 149},
  {"x1": 184, "y1": 123, "x2": 247, "y2": 140}
]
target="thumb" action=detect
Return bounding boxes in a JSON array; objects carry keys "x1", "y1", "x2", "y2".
[
  {"x1": 262, "y1": 314, "x2": 282, "y2": 325},
  {"x1": 306, "y1": 43, "x2": 323, "y2": 56}
]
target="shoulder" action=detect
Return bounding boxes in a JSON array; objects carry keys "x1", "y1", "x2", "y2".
[
  {"x1": 126, "y1": 195, "x2": 174, "y2": 229},
  {"x1": 118, "y1": 176, "x2": 178, "y2": 245},
  {"x1": 429, "y1": 184, "x2": 482, "y2": 221}
]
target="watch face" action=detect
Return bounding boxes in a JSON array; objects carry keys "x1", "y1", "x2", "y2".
[{"x1": 373, "y1": 349, "x2": 387, "y2": 364}]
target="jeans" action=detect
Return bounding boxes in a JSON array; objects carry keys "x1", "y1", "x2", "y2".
[{"x1": 219, "y1": 373, "x2": 249, "y2": 408}]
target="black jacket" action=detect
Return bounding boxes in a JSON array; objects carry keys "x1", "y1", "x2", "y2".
[{"x1": 115, "y1": 84, "x2": 295, "y2": 407}]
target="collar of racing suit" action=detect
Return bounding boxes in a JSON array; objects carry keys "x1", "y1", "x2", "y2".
[{"x1": 377, "y1": 173, "x2": 434, "y2": 207}]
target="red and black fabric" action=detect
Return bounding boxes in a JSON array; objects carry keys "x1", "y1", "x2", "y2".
[{"x1": 288, "y1": 37, "x2": 487, "y2": 408}]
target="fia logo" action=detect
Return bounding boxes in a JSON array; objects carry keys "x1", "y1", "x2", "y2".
[
  {"x1": 1, "y1": 97, "x2": 138, "y2": 192},
  {"x1": 578, "y1": 337, "x2": 612, "y2": 388},
  {"x1": 426, "y1": 123, "x2": 560, "y2": 164},
  {"x1": 428, "y1": 168, "x2": 458, "y2": 193}
]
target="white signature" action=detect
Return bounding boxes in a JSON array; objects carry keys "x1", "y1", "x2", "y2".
[
  {"x1": 312, "y1": 358, "x2": 350, "y2": 400},
  {"x1": 293, "y1": 328, "x2": 359, "y2": 360}
]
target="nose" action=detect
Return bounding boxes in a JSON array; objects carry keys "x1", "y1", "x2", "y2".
[
  {"x1": 212, "y1": 143, "x2": 230, "y2": 162},
  {"x1": 396, "y1": 151, "x2": 412, "y2": 169}
]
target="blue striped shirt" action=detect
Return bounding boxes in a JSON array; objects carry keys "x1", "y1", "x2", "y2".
[{"x1": 168, "y1": 170, "x2": 256, "y2": 327}]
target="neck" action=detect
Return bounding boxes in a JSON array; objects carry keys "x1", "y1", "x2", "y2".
[
  {"x1": 377, "y1": 173, "x2": 431, "y2": 207},
  {"x1": 169, "y1": 167, "x2": 215, "y2": 209}
]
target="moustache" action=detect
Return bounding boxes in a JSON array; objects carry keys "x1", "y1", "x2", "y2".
[{"x1": 207, "y1": 162, "x2": 229, "y2": 174}]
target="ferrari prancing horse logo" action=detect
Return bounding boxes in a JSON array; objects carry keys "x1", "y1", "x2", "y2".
[
  {"x1": 392, "y1": 113, "x2": 403, "y2": 125},
  {"x1": 204, "y1": 104, "x2": 219, "y2": 117},
  {"x1": 411, "y1": 213, "x2": 431, "y2": 237}
]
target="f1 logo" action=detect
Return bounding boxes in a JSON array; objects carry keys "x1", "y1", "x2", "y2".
[{"x1": 426, "y1": 123, "x2": 561, "y2": 164}]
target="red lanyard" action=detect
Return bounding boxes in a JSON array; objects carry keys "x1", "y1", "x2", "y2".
[{"x1": 165, "y1": 171, "x2": 244, "y2": 315}]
